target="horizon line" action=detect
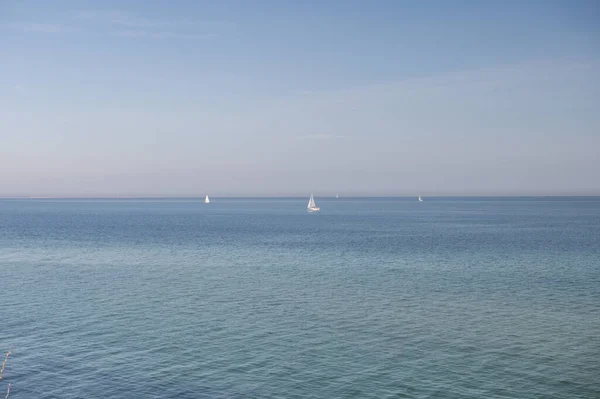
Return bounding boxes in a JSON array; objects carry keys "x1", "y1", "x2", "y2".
[{"x1": 1, "y1": 194, "x2": 600, "y2": 200}]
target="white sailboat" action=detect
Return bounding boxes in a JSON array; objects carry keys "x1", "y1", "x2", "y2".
[
  {"x1": 336, "y1": 194, "x2": 339, "y2": 199},
  {"x1": 418, "y1": 196, "x2": 423, "y2": 202},
  {"x1": 307, "y1": 194, "x2": 320, "y2": 212},
  {"x1": 204, "y1": 195, "x2": 210, "y2": 204}
]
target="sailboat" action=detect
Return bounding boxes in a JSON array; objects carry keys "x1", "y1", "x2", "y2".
[
  {"x1": 307, "y1": 194, "x2": 320, "y2": 212},
  {"x1": 336, "y1": 194, "x2": 339, "y2": 199},
  {"x1": 418, "y1": 196, "x2": 423, "y2": 202},
  {"x1": 205, "y1": 195, "x2": 210, "y2": 204}
]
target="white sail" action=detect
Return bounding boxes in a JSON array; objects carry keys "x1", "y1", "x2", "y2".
[
  {"x1": 307, "y1": 194, "x2": 320, "y2": 211},
  {"x1": 205, "y1": 195, "x2": 210, "y2": 204},
  {"x1": 418, "y1": 196, "x2": 423, "y2": 202}
]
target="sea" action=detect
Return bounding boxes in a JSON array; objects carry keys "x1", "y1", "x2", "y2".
[{"x1": 0, "y1": 197, "x2": 599, "y2": 398}]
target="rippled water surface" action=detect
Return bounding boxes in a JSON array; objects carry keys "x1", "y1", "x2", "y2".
[{"x1": 1, "y1": 197, "x2": 599, "y2": 398}]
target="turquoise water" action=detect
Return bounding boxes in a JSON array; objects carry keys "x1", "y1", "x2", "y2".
[{"x1": 1, "y1": 197, "x2": 599, "y2": 398}]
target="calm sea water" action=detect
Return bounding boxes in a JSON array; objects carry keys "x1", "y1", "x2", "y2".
[{"x1": 1, "y1": 197, "x2": 599, "y2": 398}]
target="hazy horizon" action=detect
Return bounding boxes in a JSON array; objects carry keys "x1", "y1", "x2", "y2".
[
  {"x1": 2, "y1": 1, "x2": 599, "y2": 197},
  {"x1": 2, "y1": 193, "x2": 600, "y2": 199}
]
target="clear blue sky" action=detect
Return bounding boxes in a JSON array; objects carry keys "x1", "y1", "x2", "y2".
[{"x1": 1, "y1": 0, "x2": 599, "y2": 196}]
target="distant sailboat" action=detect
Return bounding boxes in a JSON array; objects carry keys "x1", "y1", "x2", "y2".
[
  {"x1": 205, "y1": 195, "x2": 210, "y2": 204},
  {"x1": 418, "y1": 196, "x2": 423, "y2": 202},
  {"x1": 307, "y1": 194, "x2": 320, "y2": 212},
  {"x1": 336, "y1": 194, "x2": 339, "y2": 199}
]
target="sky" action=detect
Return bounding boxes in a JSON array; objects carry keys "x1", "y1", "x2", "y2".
[{"x1": 1, "y1": 0, "x2": 599, "y2": 197}]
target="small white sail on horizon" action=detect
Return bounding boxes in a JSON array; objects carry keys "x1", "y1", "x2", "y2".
[
  {"x1": 307, "y1": 194, "x2": 320, "y2": 212},
  {"x1": 418, "y1": 195, "x2": 423, "y2": 202},
  {"x1": 205, "y1": 195, "x2": 210, "y2": 204}
]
